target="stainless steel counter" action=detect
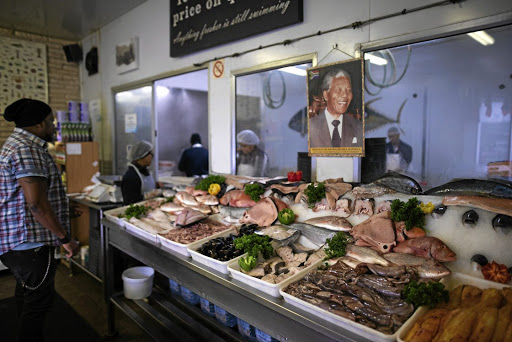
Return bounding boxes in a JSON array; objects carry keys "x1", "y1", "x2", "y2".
[
  {"x1": 68, "y1": 197, "x2": 122, "y2": 281},
  {"x1": 102, "y1": 219, "x2": 371, "y2": 342}
]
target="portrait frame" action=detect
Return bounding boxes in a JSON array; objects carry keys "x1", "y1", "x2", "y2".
[
  {"x1": 307, "y1": 58, "x2": 365, "y2": 157},
  {"x1": 115, "y1": 37, "x2": 139, "y2": 74}
]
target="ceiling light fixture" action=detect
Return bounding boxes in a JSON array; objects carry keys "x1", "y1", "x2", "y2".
[
  {"x1": 364, "y1": 53, "x2": 388, "y2": 65},
  {"x1": 467, "y1": 30, "x2": 495, "y2": 46},
  {"x1": 280, "y1": 66, "x2": 307, "y2": 76},
  {"x1": 156, "y1": 86, "x2": 170, "y2": 97}
]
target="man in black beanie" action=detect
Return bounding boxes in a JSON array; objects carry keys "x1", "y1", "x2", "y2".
[
  {"x1": 0, "y1": 98, "x2": 78, "y2": 342},
  {"x1": 178, "y1": 132, "x2": 209, "y2": 177}
]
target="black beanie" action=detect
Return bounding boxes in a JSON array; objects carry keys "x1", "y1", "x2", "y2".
[{"x1": 3, "y1": 98, "x2": 52, "y2": 127}]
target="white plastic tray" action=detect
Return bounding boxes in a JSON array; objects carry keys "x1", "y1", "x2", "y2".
[
  {"x1": 228, "y1": 254, "x2": 323, "y2": 298},
  {"x1": 280, "y1": 272, "x2": 399, "y2": 342},
  {"x1": 158, "y1": 227, "x2": 235, "y2": 257},
  {"x1": 124, "y1": 220, "x2": 160, "y2": 245},
  {"x1": 396, "y1": 272, "x2": 512, "y2": 342},
  {"x1": 188, "y1": 230, "x2": 247, "y2": 275},
  {"x1": 104, "y1": 206, "x2": 128, "y2": 228}
]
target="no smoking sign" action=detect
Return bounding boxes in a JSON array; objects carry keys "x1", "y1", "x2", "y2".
[{"x1": 212, "y1": 59, "x2": 224, "y2": 79}]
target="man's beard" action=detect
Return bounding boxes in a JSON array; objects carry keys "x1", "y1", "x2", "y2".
[{"x1": 44, "y1": 132, "x2": 55, "y2": 143}]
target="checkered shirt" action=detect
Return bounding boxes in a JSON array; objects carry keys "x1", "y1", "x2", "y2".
[{"x1": 0, "y1": 128, "x2": 69, "y2": 254}]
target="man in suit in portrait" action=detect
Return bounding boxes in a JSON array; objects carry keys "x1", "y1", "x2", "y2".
[{"x1": 309, "y1": 68, "x2": 363, "y2": 148}]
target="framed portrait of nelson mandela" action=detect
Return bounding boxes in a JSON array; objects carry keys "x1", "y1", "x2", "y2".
[{"x1": 307, "y1": 58, "x2": 364, "y2": 157}]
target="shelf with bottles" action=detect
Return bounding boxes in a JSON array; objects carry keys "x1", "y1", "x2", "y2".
[{"x1": 57, "y1": 122, "x2": 93, "y2": 142}]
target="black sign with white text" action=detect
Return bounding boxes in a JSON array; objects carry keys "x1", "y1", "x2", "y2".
[{"x1": 170, "y1": 0, "x2": 303, "y2": 57}]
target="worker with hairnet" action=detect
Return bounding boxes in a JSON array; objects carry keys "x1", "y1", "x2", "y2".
[
  {"x1": 236, "y1": 130, "x2": 269, "y2": 177},
  {"x1": 121, "y1": 140, "x2": 161, "y2": 204}
]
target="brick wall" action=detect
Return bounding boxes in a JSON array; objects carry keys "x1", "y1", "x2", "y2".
[{"x1": 0, "y1": 28, "x2": 80, "y2": 147}]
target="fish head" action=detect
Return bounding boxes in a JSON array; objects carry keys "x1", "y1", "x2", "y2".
[{"x1": 431, "y1": 240, "x2": 456, "y2": 262}]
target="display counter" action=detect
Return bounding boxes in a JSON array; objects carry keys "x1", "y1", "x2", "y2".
[
  {"x1": 68, "y1": 197, "x2": 121, "y2": 282},
  {"x1": 103, "y1": 219, "x2": 370, "y2": 342}
]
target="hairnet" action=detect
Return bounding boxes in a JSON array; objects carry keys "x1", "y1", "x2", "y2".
[
  {"x1": 3, "y1": 98, "x2": 52, "y2": 127},
  {"x1": 128, "y1": 140, "x2": 153, "y2": 161},
  {"x1": 237, "y1": 130, "x2": 259, "y2": 145}
]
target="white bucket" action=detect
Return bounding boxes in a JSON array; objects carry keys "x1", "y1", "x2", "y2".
[{"x1": 122, "y1": 266, "x2": 155, "y2": 299}]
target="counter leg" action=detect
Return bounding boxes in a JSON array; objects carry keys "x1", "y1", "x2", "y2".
[{"x1": 104, "y1": 224, "x2": 118, "y2": 339}]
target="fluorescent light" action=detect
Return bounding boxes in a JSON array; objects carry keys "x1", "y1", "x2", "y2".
[
  {"x1": 156, "y1": 86, "x2": 169, "y2": 97},
  {"x1": 280, "y1": 66, "x2": 307, "y2": 76},
  {"x1": 467, "y1": 30, "x2": 495, "y2": 46},
  {"x1": 364, "y1": 53, "x2": 388, "y2": 65}
]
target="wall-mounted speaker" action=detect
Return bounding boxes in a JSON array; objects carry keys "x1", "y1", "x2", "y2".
[
  {"x1": 63, "y1": 44, "x2": 83, "y2": 63},
  {"x1": 85, "y1": 47, "x2": 98, "y2": 76}
]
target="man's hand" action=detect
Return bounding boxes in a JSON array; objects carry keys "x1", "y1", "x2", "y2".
[
  {"x1": 70, "y1": 204, "x2": 83, "y2": 219},
  {"x1": 62, "y1": 239, "x2": 79, "y2": 258}
]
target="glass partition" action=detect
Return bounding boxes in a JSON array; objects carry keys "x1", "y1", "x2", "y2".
[
  {"x1": 114, "y1": 86, "x2": 153, "y2": 175},
  {"x1": 364, "y1": 24, "x2": 512, "y2": 189},
  {"x1": 235, "y1": 62, "x2": 312, "y2": 178},
  {"x1": 154, "y1": 69, "x2": 208, "y2": 179}
]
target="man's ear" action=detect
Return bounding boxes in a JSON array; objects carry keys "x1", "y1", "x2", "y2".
[{"x1": 322, "y1": 90, "x2": 328, "y2": 101}]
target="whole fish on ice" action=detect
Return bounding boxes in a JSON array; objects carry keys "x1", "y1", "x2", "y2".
[{"x1": 393, "y1": 236, "x2": 456, "y2": 262}]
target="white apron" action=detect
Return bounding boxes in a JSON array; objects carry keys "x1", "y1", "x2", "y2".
[
  {"x1": 237, "y1": 163, "x2": 256, "y2": 177},
  {"x1": 128, "y1": 162, "x2": 156, "y2": 198}
]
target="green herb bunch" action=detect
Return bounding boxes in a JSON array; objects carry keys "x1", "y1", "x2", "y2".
[
  {"x1": 304, "y1": 182, "x2": 326, "y2": 208},
  {"x1": 323, "y1": 232, "x2": 349, "y2": 259},
  {"x1": 390, "y1": 197, "x2": 426, "y2": 230},
  {"x1": 195, "y1": 175, "x2": 226, "y2": 191},
  {"x1": 402, "y1": 280, "x2": 449, "y2": 308},
  {"x1": 122, "y1": 204, "x2": 148, "y2": 220},
  {"x1": 244, "y1": 183, "x2": 265, "y2": 202},
  {"x1": 234, "y1": 234, "x2": 274, "y2": 259}
]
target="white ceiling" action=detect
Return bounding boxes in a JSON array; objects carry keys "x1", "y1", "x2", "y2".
[{"x1": 0, "y1": 0, "x2": 147, "y2": 41}]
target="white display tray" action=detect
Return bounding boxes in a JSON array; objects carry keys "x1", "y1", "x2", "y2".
[
  {"x1": 104, "y1": 206, "x2": 128, "y2": 228},
  {"x1": 158, "y1": 227, "x2": 235, "y2": 257},
  {"x1": 227, "y1": 235, "x2": 324, "y2": 298},
  {"x1": 396, "y1": 272, "x2": 512, "y2": 342},
  {"x1": 124, "y1": 220, "x2": 160, "y2": 245},
  {"x1": 188, "y1": 230, "x2": 247, "y2": 275},
  {"x1": 104, "y1": 198, "x2": 166, "y2": 228},
  {"x1": 280, "y1": 272, "x2": 400, "y2": 342}
]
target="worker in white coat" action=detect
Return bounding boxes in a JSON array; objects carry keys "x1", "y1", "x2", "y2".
[{"x1": 236, "y1": 130, "x2": 269, "y2": 177}]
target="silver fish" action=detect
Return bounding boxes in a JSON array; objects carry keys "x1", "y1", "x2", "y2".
[
  {"x1": 283, "y1": 222, "x2": 337, "y2": 247},
  {"x1": 411, "y1": 259, "x2": 451, "y2": 279},
  {"x1": 351, "y1": 185, "x2": 396, "y2": 199},
  {"x1": 370, "y1": 171, "x2": 422, "y2": 195},
  {"x1": 256, "y1": 225, "x2": 300, "y2": 246},
  {"x1": 383, "y1": 252, "x2": 428, "y2": 266},
  {"x1": 162, "y1": 189, "x2": 177, "y2": 198},
  {"x1": 422, "y1": 179, "x2": 512, "y2": 199},
  {"x1": 345, "y1": 245, "x2": 389, "y2": 267},
  {"x1": 304, "y1": 216, "x2": 352, "y2": 231},
  {"x1": 367, "y1": 264, "x2": 406, "y2": 277},
  {"x1": 218, "y1": 204, "x2": 249, "y2": 219}
]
